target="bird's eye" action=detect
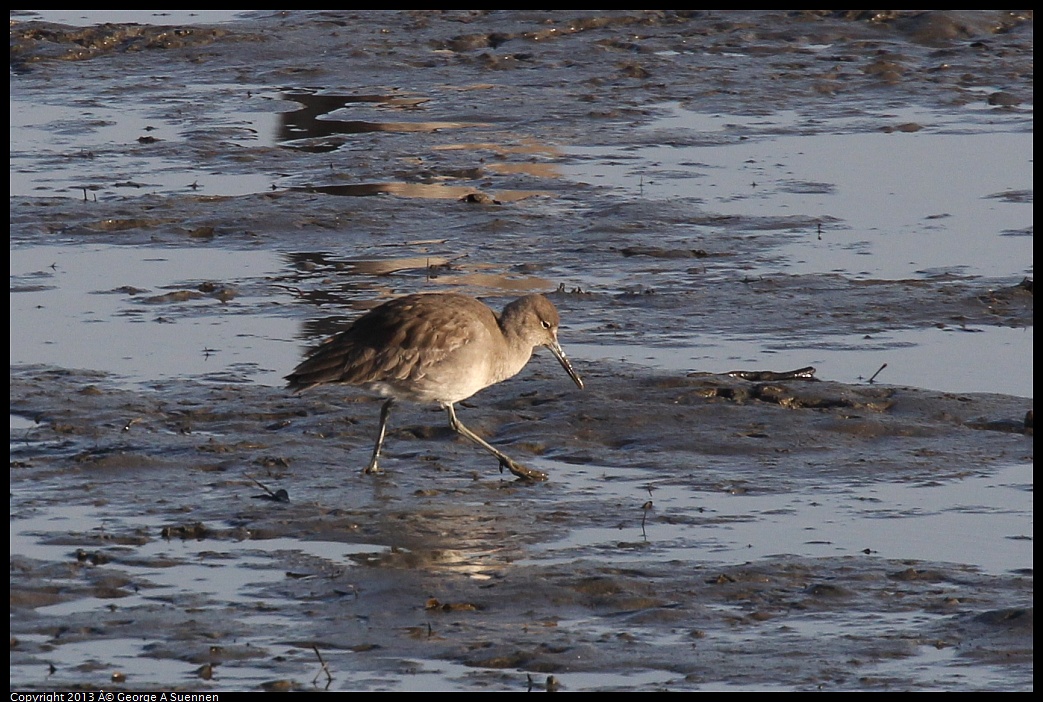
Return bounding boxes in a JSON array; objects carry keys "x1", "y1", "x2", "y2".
[{"x1": 541, "y1": 320, "x2": 551, "y2": 329}]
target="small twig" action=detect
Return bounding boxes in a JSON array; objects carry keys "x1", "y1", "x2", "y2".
[
  {"x1": 271, "y1": 284, "x2": 306, "y2": 298},
  {"x1": 311, "y1": 645, "x2": 333, "y2": 688},
  {"x1": 244, "y1": 473, "x2": 290, "y2": 502},
  {"x1": 245, "y1": 473, "x2": 276, "y2": 495},
  {"x1": 867, "y1": 363, "x2": 887, "y2": 384}
]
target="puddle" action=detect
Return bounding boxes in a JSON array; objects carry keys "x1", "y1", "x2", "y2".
[
  {"x1": 11, "y1": 10, "x2": 254, "y2": 26},
  {"x1": 8, "y1": 86, "x2": 284, "y2": 199},
  {"x1": 10, "y1": 638, "x2": 192, "y2": 690},
  {"x1": 9, "y1": 244, "x2": 298, "y2": 388},
  {"x1": 275, "y1": 89, "x2": 554, "y2": 200},
  {"x1": 277, "y1": 90, "x2": 483, "y2": 148},
  {"x1": 9, "y1": 510, "x2": 381, "y2": 617},
  {"x1": 570, "y1": 324, "x2": 1034, "y2": 399},
  {"x1": 556, "y1": 103, "x2": 1033, "y2": 399},
  {"x1": 564, "y1": 104, "x2": 1033, "y2": 282},
  {"x1": 294, "y1": 182, "x2": 551, "y2": 202},
  {"x1": 9, "y1": 85, "x2": 543, "y2": 200},
  {"x1": 10, "y1": 414, "x2": 37, "y2": 431},
  {"x1": 9, "y1": 243, "x2": 572, "y2": 389},
  {"x1": 8, "y1": 498, "x2": 388, "y2": 689},
  {"x1": 529, "y1": 461, "x2": 1033, "y2": 576},
  {"x1": 11, "y1": 238, "x2": 1029, "y2": 396}
]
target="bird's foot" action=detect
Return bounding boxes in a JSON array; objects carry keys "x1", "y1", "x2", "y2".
[
  {"x1": 363, "y1": 461, "x2": 384, "y2": 475},
  {"x1": 500, "y1": 458, "x2": 548, "y2": 482}
]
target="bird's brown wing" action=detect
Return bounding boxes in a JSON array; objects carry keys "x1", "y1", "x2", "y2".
[{"x1": 285, "y1": 294, "x2": 494, "y2": 393}]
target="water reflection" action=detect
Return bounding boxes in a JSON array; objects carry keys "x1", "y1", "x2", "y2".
[
  {"x1": 277, "y1": 89, "x2": 476, "y2": 152},
  {"x1": 294, "y1": 181, "x2": 551, "y2": 201}
]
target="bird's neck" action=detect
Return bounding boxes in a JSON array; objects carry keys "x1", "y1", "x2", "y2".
[{"x1": 495, "y1": 324, "x2": 535, "y2": 382}]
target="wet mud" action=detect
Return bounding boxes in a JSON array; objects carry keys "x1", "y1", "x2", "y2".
[
  {"x1": 9, "y1": 10, "x2": 1034, "y2": 692},
  {"x1": 9, "y1": 364, "x2": 1034, "y2": 691}
]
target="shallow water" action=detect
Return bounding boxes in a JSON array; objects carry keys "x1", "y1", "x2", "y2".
[
  {"x1": 9, "y1": 10, "x2": 1033, "y2": 692},
  {"x1": 531, "y1": 459, "x2": 1032, "y2": 574},
  {"x1": 9, "y1": 244, "x2": 293, "y2": 387},
  {"x1": 567, "y1": 104, "x2": 1033, "y2": 281},
  {"x1": 12, "y1": 10, "x2": 252, "y2": 26},
  {"x1": 10, "y1": 242, "x2": 1034, "y2": 396}
]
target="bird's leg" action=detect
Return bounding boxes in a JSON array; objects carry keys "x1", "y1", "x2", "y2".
[
  {"x1": 365, "y1": 398, "x2": 395, "y2": 474},
  {"x1": 444, "y1": 403, "x2": 549, "y2": 482}
]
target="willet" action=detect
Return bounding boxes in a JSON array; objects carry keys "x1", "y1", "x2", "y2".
[{"x1": 286, "y1": 292, "x2": 584, "y2": 481}]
